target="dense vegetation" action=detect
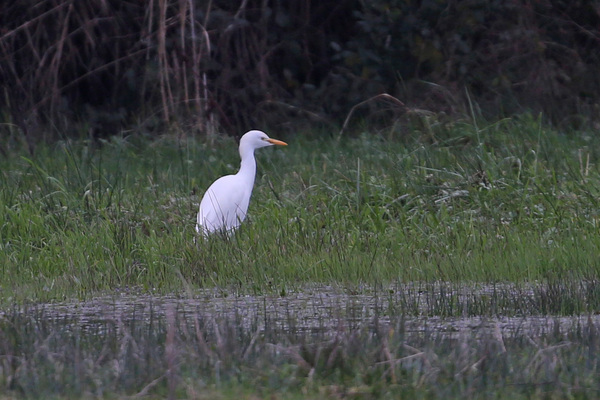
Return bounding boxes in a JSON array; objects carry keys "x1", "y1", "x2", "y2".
[
  {"x1": 1, "y1": 0, "x2": 599, "y2": 145},
  {"x1": 1, "y1": 115, "x2": 599, "y2": 301}
]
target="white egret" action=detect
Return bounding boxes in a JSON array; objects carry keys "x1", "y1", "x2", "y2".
[{"x1": 196, "y1": 130, "x2": 287, "y2": 236}]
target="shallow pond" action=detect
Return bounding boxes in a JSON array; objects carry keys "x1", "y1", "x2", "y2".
[
  {"x1": 3, "y1": 283, "x2": 600, "y2": 398},
  {"x1": 13, "y1": 282, "x2": 600, "y2": 340}
]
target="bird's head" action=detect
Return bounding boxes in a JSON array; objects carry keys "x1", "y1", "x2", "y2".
[{"x1": 240, "y1": 130, "x2": 287, "y2": 152}]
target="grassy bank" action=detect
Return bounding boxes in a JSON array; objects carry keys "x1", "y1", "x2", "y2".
[{"x1": 1, "y1": 115, "x2": 600, "y2": 301}]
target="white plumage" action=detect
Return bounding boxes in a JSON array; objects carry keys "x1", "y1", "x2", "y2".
[{"x1": 196, "y1": 130, "x2": 287, "y2": 236}]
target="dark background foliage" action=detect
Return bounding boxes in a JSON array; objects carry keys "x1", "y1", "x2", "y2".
[{"x1": 1, "y1": 0, "x2": 599, "y2": 144}]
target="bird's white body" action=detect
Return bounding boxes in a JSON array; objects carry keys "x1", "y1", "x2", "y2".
[{"x1": 196, "y1": 130, "x2": 287, "y2": 236}]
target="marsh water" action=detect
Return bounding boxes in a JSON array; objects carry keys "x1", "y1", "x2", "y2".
[
  {"x1": 14, "y1": 282, "x2": 600, "y2": 339},
  {"x1": 4, "y1": 282, "x2": 600, "y2": 398}
]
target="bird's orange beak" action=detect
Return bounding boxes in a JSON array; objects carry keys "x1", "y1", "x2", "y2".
[{"x1": 265, "y1": 138, "x2": 288, "y2": 146}]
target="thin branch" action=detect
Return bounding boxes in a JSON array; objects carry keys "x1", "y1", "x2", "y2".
[
  {"x1": 337, "y1": 93, "x2": 406, "y2": 141},
  {"x1": 0, "y1": 1, "x2": 71, "y2": 42}
]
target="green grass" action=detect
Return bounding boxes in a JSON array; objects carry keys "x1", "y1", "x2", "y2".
[{"x1": 1, "y1": 114, "x2": 600, "y2": 302}]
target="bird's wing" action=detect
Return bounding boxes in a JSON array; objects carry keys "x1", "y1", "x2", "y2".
[{"x1": 197, "y1": 175, "x2": 249, "y2": 234}]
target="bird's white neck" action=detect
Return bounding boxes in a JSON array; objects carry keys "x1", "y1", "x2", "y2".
[{"x1": 237, "y1": 146, "x2": 257, "y2": 186}]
